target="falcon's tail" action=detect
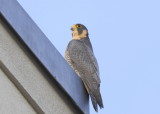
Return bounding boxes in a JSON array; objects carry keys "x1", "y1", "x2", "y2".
[
  {"x1": 90, "y1": 90, "x2": 104, "y2": 112},
  {"x1": 83, "y1": 81, "x2": 104, "y2": 112}
]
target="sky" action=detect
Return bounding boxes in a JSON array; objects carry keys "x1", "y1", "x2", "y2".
[{"x1": 17, "y1": 0, "x2": 160, "y2": 114}]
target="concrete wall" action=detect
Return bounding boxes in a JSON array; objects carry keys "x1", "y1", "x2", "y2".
[
  {"x1": 0, "y1": 69, "x2": 36, "y2": 114},
  {"x1": 0, "y1": 18, "x2": 82, "y2": 114}
]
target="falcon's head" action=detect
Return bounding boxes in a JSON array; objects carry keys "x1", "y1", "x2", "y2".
[{"x1": 71, "y1": 24, "x2": 89, "y2": 39}]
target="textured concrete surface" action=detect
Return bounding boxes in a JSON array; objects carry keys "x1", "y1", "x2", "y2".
[
  {"x1": 0, "y1": 0, "x2": 89, "y2": 113},
  {"x1": 0, "y1": 19, "x2": 81, "y2": 114},
  {"x1": 0, "y1": 69, "x2": 36, "y2": 114}
]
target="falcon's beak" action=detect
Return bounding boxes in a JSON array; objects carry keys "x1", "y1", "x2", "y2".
[
  {"x1": 71, "y1": 27, "x2": 74, "y2": 31},
  {"x1": 71, "y1": 25, "x2": 77, "y2": 31}
]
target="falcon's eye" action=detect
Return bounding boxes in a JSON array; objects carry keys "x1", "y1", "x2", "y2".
[{"x1": 76, "y1": 25, "x2": 81, "y2": 28}]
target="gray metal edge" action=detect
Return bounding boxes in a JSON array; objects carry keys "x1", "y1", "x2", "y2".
[{"x1": 0, "y1": 0, "x2": 89, "y2": 113}]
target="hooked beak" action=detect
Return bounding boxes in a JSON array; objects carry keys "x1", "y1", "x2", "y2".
[
  {"x1": 71, "y1": 27, "x2": 74, "y2": 31},
  {"x1": 70, "y1": 24, "x2": 76, "y2": 31}
]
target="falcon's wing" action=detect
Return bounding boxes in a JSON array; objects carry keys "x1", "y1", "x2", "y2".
[
  {"x1": 67, "y1": 40, "x2": 103, "y2": 111},
  {"x1": 68, "y1": 40, "x2": 100, "y2": 85}
]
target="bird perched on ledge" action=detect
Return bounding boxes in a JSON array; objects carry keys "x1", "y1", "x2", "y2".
[{"x1": 65, "y1": 24, "x2": 104, "y2": 112}]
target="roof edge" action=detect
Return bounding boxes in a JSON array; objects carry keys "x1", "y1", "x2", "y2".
[{"x1": 0, "y1": 0, "x2": 89, "y2": 113}]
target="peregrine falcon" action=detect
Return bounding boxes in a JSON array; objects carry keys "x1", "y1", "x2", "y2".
[{"x1": 65, "y1": 24, "x2": 104, "y2": 112}]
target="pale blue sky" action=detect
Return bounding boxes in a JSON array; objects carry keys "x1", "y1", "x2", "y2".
[{"x1": 17, "y1": 0, "x2": 160, "y2": 114}]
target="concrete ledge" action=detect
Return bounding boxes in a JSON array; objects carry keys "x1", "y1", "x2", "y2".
[{"x1": 0, "y1": 0, "x2": 89, "y2": 113}]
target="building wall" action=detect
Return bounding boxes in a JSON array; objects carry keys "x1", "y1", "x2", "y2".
[
  {"x1": 0, "y1": 68, "x2": 36, "y2": 114},
  {"x1": 0, "y1": 18, "x2": 81, "y2": 114}
]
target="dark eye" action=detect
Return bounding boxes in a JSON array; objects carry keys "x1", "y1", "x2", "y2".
[{"x1": 77, "y1": 25, "x2": 81, "y2": 28}]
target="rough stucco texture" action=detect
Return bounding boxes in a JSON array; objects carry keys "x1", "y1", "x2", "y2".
[{"x1": 0, "y1": 69, "x2": 36, "y2": 114}]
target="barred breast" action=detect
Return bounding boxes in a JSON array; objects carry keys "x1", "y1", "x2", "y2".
[{"x1": 65, "y1": 48, "x2": 80, "y2": 77}]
